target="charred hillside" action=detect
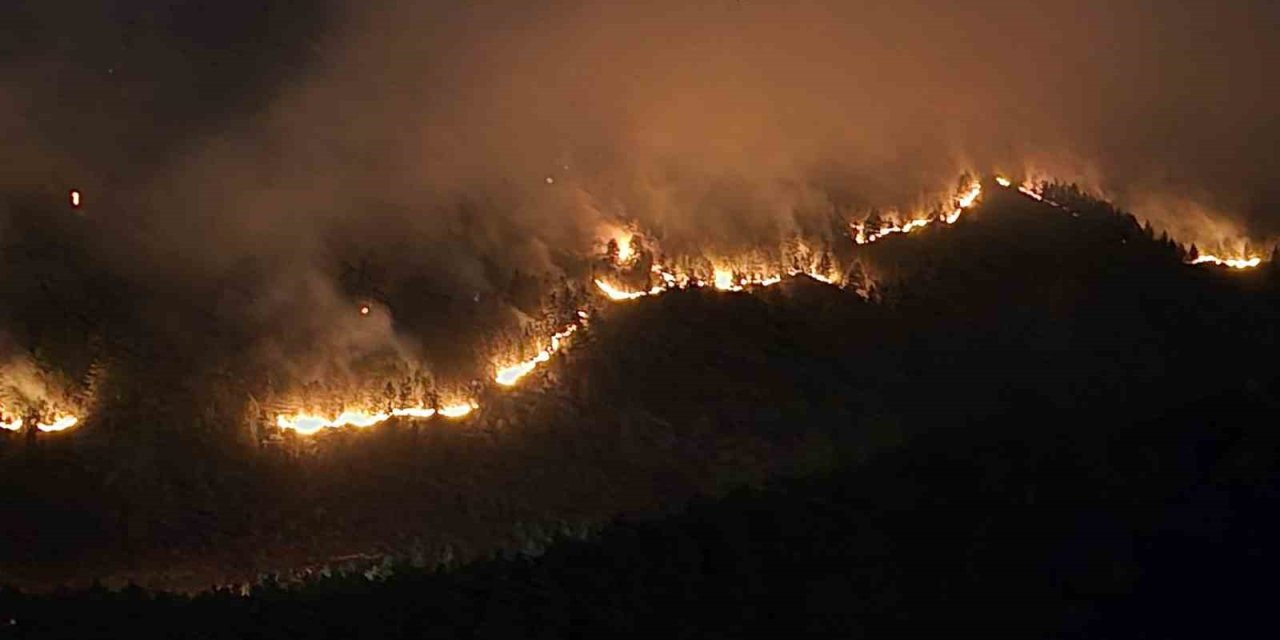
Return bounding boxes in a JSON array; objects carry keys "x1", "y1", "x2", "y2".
[{"x1": 2, "y1": 185, "x2": 1279, "y2": 596}]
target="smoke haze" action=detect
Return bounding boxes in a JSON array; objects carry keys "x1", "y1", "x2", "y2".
[{"x1": 3, "y1": 0, "x2": 1278, "y2": 384}]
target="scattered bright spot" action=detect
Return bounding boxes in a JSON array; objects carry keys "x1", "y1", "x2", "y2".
[{"x1": 70, "y1": 190, "x2": 81, "y2": 208}]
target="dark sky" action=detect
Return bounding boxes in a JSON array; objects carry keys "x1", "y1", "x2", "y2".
[{"x1": 4, "y1": 0, "x2": 1279, "y2": 282}]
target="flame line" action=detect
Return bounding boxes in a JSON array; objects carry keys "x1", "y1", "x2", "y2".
[{"x1": 995, "y1": 177, "x2": 1265, "y2": 270}]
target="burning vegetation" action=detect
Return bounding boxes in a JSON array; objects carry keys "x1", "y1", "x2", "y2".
[{"x1": 8, "y1": 172, "x2": 1266, "y2": 443}]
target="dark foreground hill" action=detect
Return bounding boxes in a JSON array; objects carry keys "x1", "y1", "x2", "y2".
[
  {"x1": 2, "y1": 184, "x2": 1278, "y2": 634},
  {"x1": 3, "y1": 377, "x2": 1275, "y2": 637}
]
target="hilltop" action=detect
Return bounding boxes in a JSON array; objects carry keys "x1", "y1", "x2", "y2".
[{"x1": 1, "y1": 182, "x2": 1277, "y2": 599}]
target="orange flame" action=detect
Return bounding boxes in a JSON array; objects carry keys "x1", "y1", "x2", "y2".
[
  {"x1": 1190, "y1": 255, "x2": 1263, "y2": 270},
  {"x1": 276, "y1": 403, "x2": 478, "y2": 435},
  {"x1": 596, "y1": 261, "x2": 839, "y2": 301},
  {"x1": 594, "y1": 278, "x2": 657, "y2": 301},
  {"x1": 38, "y1": 415, "x2": 79, "y2": 432},
  {"x1": 852, "y1": 178, "x2": 983, "y2": 245},
  {"x1": 0, "y1": 410, "x2": 81, "y2": 433},
  {"x1": 278, "y1": 311, "x2": 591, "y2": 435},
  {"x1": 599, "y1": 224, "x2": 638, "y2": 266},
  {"x1": 494, "y1": 316, "x2": 585, "y2": 387},
  {"x1": 998, "y1": 178, "x2": 1266, "y2": 269},
  {"x1": 438, "y1": 401, "x2": 479, "y2": 419}
]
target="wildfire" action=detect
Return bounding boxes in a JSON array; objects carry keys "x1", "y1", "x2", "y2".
[
  {"x1": 0, "y1": 411, "x2": 81, "y2": 433},
  {"x1": 278, "y1": 310, "x2": 589, "y2": 435},
  {"x1": 1190, "y1": 255, "x2": 1263, "y2": 270},
  {"x1": 599, "y1": 223, "x2": 639, "y2": 265},
  {"x1": 851, "y1": 178, "x2": 983, "y2": 245},
  {"x1": 713, "y1": 268, "x2": 735, "y2": 291},
  {"x1": 995, "y1": 178, "x2": 1267, "y2": 269},
  {"x1": 38, "y1": 415, "x2": 79, "y2": 432},
  {"x1": 275, "y1": 403, "x2": 477, "y2": 435},
  {"x1": 438, "y1": 401, "x2": 479, "y2": 419},
  {"x1": 595, "y1": 264, "x2": 836, "y2": 301},
  {"x1": 494, "y1": 315, "x2": 586, "y2": 387},
  {"x1": 594, "y1": 278, "x2": 657, "y2": 301}
]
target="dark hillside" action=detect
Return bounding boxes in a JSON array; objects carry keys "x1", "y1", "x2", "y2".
[{"x1": 2, "y1": 185, "x2": 1278, "y2": 603}]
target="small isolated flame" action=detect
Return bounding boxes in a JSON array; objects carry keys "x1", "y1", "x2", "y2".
[
  {"x1": 599, "y1": 224, "x2": 638, "y2": 265},
  {"x1": 38, "y1": 415, "x2": 79, "y2": 432},
  {"x1": 69, "y1": 190, "x2": 81, "y2": 208},
  {"x1": 438, "y1": 401, "x2": 479, "y2": 418},
  {"x1": 713, "y1": 268, "x2": 736, "y2": 291},
  {"x1": 359, "y1": 305, "x2": 371, "y2": 316},
  {"x1": 617, "y1": 241, "x2": 635, "y2": 264},
  {"x1": 594, "y1": 279, "x2": 655, "y2": 301},
  {"x1": 1018, "y1": 185, "x2": 1045, "y2": 201},
  {"x1": 495, "y1": 319, "x2": 583, "y2": 386},
  {"x1": 995, "y1": 176, "x2": 1013, "y2": 187},
  {"x1": 1190, "y1": 255, "x2": 1263, "y2": 270}
]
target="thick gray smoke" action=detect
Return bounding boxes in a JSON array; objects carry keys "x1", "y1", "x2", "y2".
[{"x1": 3, "y1": 0, "x2": 1279, "y2": 392}]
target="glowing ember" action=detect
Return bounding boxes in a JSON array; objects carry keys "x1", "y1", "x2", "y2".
[
  {"x1": 69, "y1": 190, "x2": 81, "y2": 208},
  {"x1": 1190, "y1": 255, "x2": 1263, "y2": 270},
  {"x1": 359, "y1": 305, "x2": 371, "y2": 316},
  {"x1": 495, "y1": 320, "x2": 583, "y2": 386}
]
